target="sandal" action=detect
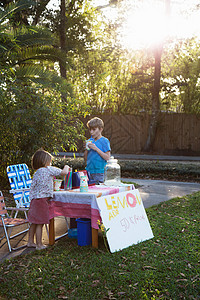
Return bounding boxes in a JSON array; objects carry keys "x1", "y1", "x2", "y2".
[{"x1": 36, "y1": 245, "x2": 47, "y2": 250}]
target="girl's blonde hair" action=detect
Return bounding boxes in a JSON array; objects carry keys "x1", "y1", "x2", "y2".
[
  {"x1": 31, "y1": 149, "x2": 52, "y2": 170},
  {"x1": 87, "y1": 117, "x2": 104, "y2": 129}
]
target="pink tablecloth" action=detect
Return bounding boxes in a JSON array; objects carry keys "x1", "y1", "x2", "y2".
[{"x1": 49, "y1": 184, "x2": 134, "y2": 229}]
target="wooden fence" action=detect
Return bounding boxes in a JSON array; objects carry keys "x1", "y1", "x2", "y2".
[{"x1": 82, "y1": 114, "x2": 200, "y2": 155}]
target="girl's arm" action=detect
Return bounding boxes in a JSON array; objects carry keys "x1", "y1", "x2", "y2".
[{"x1": 60, "y1": 165, "x2": 70, "y2": 175}]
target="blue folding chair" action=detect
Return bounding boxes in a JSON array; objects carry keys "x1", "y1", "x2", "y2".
[
  {"x1": 6, "y1": 163, "x2": 68, "y2": 240},
  {"x1": 7, "y1": 164, "x2": 32, "y2": 211}
]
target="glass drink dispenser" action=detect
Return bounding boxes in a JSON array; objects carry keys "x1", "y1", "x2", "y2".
[{"x1": 104, "y1": 156, "x2": 121, "y2": 186}]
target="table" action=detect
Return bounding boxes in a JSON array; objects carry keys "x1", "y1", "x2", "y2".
[{"x1": 49, "y1": 184, "x2": 135, "y2": 248}]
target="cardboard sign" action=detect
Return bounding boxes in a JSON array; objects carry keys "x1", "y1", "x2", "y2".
[{"x1": 96, "y1": 189, "x2": 154, "y2": 253}]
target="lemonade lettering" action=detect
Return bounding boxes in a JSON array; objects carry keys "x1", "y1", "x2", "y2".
[{"x1": 105, "y1": 192, "x2": 142, "y2": 221}]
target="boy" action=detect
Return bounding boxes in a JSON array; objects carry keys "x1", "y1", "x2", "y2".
[{"x1": 84, "y1": 117, "x2": 111, "y2": 184}]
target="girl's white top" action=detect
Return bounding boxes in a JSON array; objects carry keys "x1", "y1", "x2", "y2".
[{"x1": 29, "y1": 166, "x2": 62, "y2": 200}]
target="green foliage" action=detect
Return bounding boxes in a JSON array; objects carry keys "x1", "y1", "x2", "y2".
[
  {"x1": 161, "y1": 37, "x2": 200, "y2": 113},
  {"x1": 2, "y1": 0, "x2": 200, "y2": 117},
  {"x1": 69, "y1": 36, "x2": 154, "y2": 114},
  {"x1": 1, "y1": 0, "x2": 200, "y2": 196},
  {"x1": 0, "y1": 25, "x2": 67, "y2": 87},
  {"x1": 120, "y1": 160, "x2": 200, "y2": 181},
  {"x1": 52, "y1": 157, "x2": 86, "y2": 171},
  {"x1": 0, "y1": 1, "x2": 75, "y2": 88},
  {"x1": 0, "y1": 192, "x2": 199, "y2": 299},
  {"x1": 3, "y1": 0, "x2": 200, "y2": 116},
  {"x1": 0, "y1": 0, "x2": 89, "y2": 183},
  {"x1": 70, "y1": 3, "x2": 200, "y2": 115},
  {"x1": 39, "y1": 0, "x2": 100, "y2": 54},
  {"x1": 52, "y1": 157, "x2": 200, "y2": 182},
  {"x1": 2, "y1": 157, "x2": 199, "y2": 190},
  {"x1": 63, "y1": 7, "x2": 153, "y2": 114},
  {"x1": 0, "y1": 84, "x2": 86, "y2": 182}
]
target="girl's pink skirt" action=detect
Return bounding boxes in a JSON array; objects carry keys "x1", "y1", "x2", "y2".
[{"x1": 28, "y1": 197, "x2": 51, "y2": 224}]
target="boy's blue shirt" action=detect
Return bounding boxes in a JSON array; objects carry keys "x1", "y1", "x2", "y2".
[{"x1": 86, "y1": 136, "x2": 111, "y2": 174}]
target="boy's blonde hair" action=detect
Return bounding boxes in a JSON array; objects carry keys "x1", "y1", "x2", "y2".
[
  {"x1": 87, "y1": 117, "x2": 104, "y2": 130},
  {"x1": 31, "y1": 149, "x2": 52, "y2": 170}
]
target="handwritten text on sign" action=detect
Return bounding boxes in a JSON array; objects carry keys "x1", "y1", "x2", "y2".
[{"x1": 96, "y1": 189, "x2": 154, "y2": 253}]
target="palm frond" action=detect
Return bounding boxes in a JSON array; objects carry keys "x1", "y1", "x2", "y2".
[
  {"x1": 14, "y1": 27, "x2": 54, "y2": 47},
  {"x1": 15, "y1": 65, "x2": 72, "y2": 95},
  {"x1": 14, "y1": 46, "x2": 72, "y2": 69},
  {"x1": 0, "y1": 0, "x2": 35, "y2": 23}
]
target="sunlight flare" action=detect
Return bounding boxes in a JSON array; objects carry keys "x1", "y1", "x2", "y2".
[{"x1": 103, "y1": 0, "x2": 200, "y2": 50}]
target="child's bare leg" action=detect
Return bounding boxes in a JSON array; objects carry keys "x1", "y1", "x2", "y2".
[
  {"x1": 27, "y1": 224, "x2": 37, "y2": 247},
  {"x1": 36, "y1": 224, "x2": 46, "y2": 249}
]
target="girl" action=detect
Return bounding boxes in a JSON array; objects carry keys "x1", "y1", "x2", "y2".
[{"x1": 27, "y1": 149, "x2": 70, "y2": 250}]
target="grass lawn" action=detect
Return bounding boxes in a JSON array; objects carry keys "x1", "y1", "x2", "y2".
[{"x1": 0, "y1": 192, "x2": 199, "y2": 299}]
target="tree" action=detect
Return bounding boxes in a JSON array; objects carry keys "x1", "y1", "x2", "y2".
[
  {"x1": 0, "y1": 0, "x2": 86, "y2": 179},
  {"x1": 161, "y1": 37, "x2": 200, "y2": 113},
  {"x1": 0, "y1": 1, "x2": 69, "y2": 88},
  {"x1": 143, "y1": 0, "x2": 170, "y2": 151},
  {"x1": 143, "y1": 44, "x2": 162, "y2": 151},
  {"x1": 59, "y1": 0, "x2": 67, "y2": 79}
]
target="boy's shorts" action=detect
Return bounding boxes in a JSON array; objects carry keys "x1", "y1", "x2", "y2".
[{"x1": 90, "y1": 173, "x2": 104, "y2": 184}]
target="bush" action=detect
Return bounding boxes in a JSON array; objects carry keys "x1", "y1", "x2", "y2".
[
  {"x1": 120, "y1": 160, "x2": 200, "y2": 182},
  {"x1": 1, "y1": 157, "x2": 199, "y2": 191},
  {"x1": 52, "y1": 157, "x2": 200, "y2": 182},
  {"x1": 52, "y1": 157, "x2": 86, "y2": 171},
  {"x1": 0, "y1": 84, "x2": 86, "y2": 187}
]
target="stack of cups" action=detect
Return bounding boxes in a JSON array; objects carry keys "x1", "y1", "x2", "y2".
[{"x1": 80, "y1": 175, "x2": 88, "y2": 192}]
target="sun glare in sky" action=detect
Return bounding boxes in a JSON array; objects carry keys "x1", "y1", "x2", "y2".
[
  {"x1": 48, "y1": 0, "x2": 200, "y2": 50},
  {"x1": 123, "y1": 0, "x2": 200, "y2": 49},
  {"x1": 96, "y1": 0, "x2": 200, "y2": 50}
]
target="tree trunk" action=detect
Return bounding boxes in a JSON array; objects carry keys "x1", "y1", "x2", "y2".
[
  {"x1": 144, "y1": 0, "x2": 170, "y2": 152},
  {"x1": 59, "y1": 0, "x2": 67, "y2": 79},
  {"x1": 143, "y1": 46, "x2": 162, "y2": 152},
  {"x1": 32, "y1": 0, "x2": 51, "y2": 25}
]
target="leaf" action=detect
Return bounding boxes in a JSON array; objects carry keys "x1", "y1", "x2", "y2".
[
  {"x1": 142, "y1": 266, "x2": 156, "y2": 270},
  {"x1": 176, "y1": 279, "x2": 188, "y2": 282},
  {"x1": 118, "y1": 292, "x2": 126, "y2": 295},
  {"x1": 91, "y1": 280, "x2": 100, "y2": 287}
]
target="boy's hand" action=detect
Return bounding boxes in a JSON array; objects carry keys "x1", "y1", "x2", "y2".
[
  {"x1": 87, "y1": 144, "x2": 111, "y2": 162},
  {"x1": 83, "y1": 140, "x2": 86, "y2": 150},
  {"x1": 88, "y1": 143, "x2": 97, "y2": 151},
  {"x1": 85, "y1": 139, "x2": 93, "y2": 150}
]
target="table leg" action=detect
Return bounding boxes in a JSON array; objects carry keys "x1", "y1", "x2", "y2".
[
  {"x1": 92, "y1": 228, "x2": 98, "y2": 248},
  {"x1": 70, "y1": 218, "x2": 77, "y2": 228},
  {"x1": 49, "y1": 218, "x2": 55, "y2": 245}
]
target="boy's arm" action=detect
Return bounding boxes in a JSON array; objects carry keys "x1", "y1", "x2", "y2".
[
  {"x1": 89, "y1": 143, "x2": 111, "y2": 161},
  {"x1": 84, "y1": 150, "x2": 88, "y2": 164},
  {"x1": 83, "y1": 139, "x2": 88, "y2": 164},
  {"x1": 99, "y1": 150, "x2": 110, "y2": 161}
]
